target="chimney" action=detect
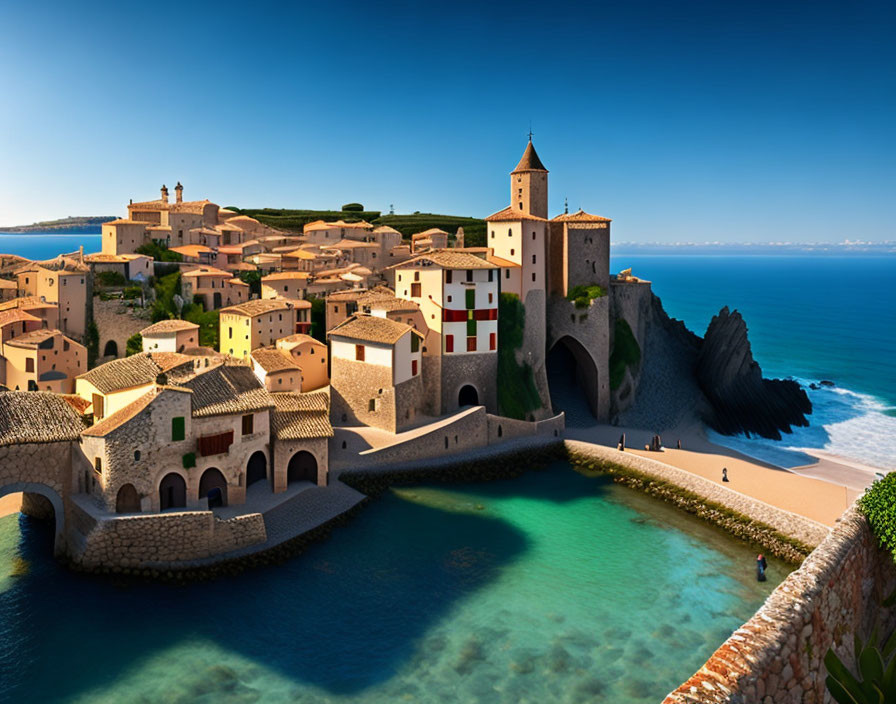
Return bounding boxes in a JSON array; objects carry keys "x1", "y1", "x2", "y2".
[
  {"x1": 161, "y1": 184, "x2": 169, "y2": 203},
  {"x1": 175, "y1": 181, "x2": 183, "y2": 204}
]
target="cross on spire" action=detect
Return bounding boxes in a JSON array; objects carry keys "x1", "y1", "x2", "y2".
[{"x1": 528, "y1": 123, "x2": 534, "y2": 142}]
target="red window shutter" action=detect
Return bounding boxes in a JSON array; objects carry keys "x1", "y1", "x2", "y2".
[
  {"x1": 412, "y1": 359, "x2": 418, "y2": 376},
  {"x1": 490, "y1": 332, "x2": 496, "y2": 350},
  {"x1": 445, "y1": 335, "x2": 454, "y2": 353},
  {"x1": 443, "y1": 309, "x2": 466, "y2": 322},
  {"x1": 467, "y1": 336, "x2": 477, "y2": 352},
  {"x1": 473, "y1": 308, "x2": 498, "y2": 321}
]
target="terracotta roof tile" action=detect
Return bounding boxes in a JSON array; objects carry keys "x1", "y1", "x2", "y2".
[
  {"x1": 0, "y1": 392, "x2": 85, "y2": 446},
  {"x1": 512, "y1": 140, "x2": 548, "y2": 172},
  {"x1": 77, "y1": 352, "x2": 192, "y2": 394},
  {"x1": 220, "y1": 299, "x2": 294, "y2": 317},
  {"x1": 140, "y1": 320, "x2": 200, "y2": 335},
  {"x1": 328, "y1": 314, "x2": 417, "y2": 345},
  {"x1": 551, "y1": 208, "x2": 612, "y2": 223},
  {"x1": 485, "y1": 205, "x2": 548, "y2": 223},
  {"x1": 270, "y1": 391, "x2": 333, "y2": 439},
  {"x1": 387, "y1": 249, "x2": 497, "y2": 270},
  {"x1": 180, "y1": 364, "x2": 273, "y2": 417},
  {"x1": 4, "y1": 328, "x2": 63, "y2": 348},
  {"x1": 251, "y1": 348, "x2": 302, "y2": 373}
]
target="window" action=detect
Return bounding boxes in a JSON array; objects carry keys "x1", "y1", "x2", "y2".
[
  {"x1": 510, "y1": 249, "x2": 515, "y2": 256},
  {"x1": 488, "y1": 292, "x2": 493, "y2": 303},
  {"x1": 242, "y1": 414, "x2": 254, "y2": 435},
  {"x1": 94, "y1": 457, "x2": 102, "y2": 474},
  {"x1": 447, "y1": 295, "x2": 452, "y2": 303},
  {"x1": 507, "y1": 228, "x2": 512, "y2": 237},
  {"x1": 465, "y1": 288, "x2": 475, "y2": 309},
  {"x1": 368, "y1": 398, "x2": 377, "y2": 412},
  {"x1": 467, "y1": 336, "x2": 477, "y2": 352},
  {"x1": 488, "y1": 270, "x2": 493, "y2": 282},
  {"x1": 412, "y1": 359, "x2": 418, "y2": 376},
  {"x1": 505, "y1": 270, "x2": 510, "y2": 279},
  {"x1": 414, "y1": 271, "x2": 420, "y2": 281},
  {"x1": 411, "y1": 334, "x2": 420, "y2": 352},
  {"x1": 25, "y1": 358, "x2": 34, "y2": 373},
  {"x1": 229, "y1": 327, "x2": 233, "y2": 339},
  {"x1": 445, "y1": 335, "x2": 454, "y2": 353},
  {"x1": 355, "y1": 344, "x2": 365, "y2": 361},
  {"x1": 490, "y1": 332, "x2": 496, "y2": 350},
  {"x1": 532, "y1": 255, "x2": 537, "y2": 264},
  {"x1": 490, "y1": 230, "x2": 495, "y2": 239},
  {"x1": 411, "y1": 282, "x2": 421, "y2": 297},
  {"x1": 446, "y1": 270, "x2": 452, "y2": 284},
  {"x1": 532, "y1": 273, "x2": 536, "y2": 282},
  {"x1": 172, "y1": 416, "x2": 185, "y2": 441},
  {"x1": 532, "y1": 231, "x2": 536, "y2": 240}
]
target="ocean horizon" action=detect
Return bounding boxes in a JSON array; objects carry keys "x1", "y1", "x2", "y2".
[{"x1": 0, "y1": 233, "x2": 891, "y2": 471}]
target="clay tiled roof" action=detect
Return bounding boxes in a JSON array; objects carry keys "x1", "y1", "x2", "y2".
[
  {"x1": 104, "y1": 218, "x2": 152, "y2": 226},
  {"x1": 85, "y1": 253, "x2": 143, "y2": 263},
  {"x1": 220, "y1": 299, "x2": 294, "y2": 317},
  {"x1": 277, "y1": 333, "x2": 324, "y2": 347},
  {"x1": 551, "y1": 208, "x2": 612, "y2": 223},
  {"x1": 0, "y1": 296, "x2": 56, "y2": 313},
  {"x1": 77, "y1": 352, "x2": 192, "y2": 394},
  {"x1": 5, "y1": 328, "x2": 61, "y2": 348},
  {"x1": 251, "y1": 347, "x2": 302, "y2": 373},
  {"x1": 140, "y1": 319, "x2": 200, "y2": 336},
  {"x1": 387, "y1": 249, "x2": 498, "y2": 271},
  {"x1": 0, "y1": 279, "x2": 16, "y2": 289},
  {"x1": 146, "y1": 225, "x2": 173, "y2": 231},
  {"x1": 59, "y1": 394, "x2": 91, "y2": 414},
  {"x1": 365, "y1": 296, "x2": 420, "y2": 313},
  {"x1": 169, "y1": 200, "x2": 215, "y2": 214},
  {"x1": 372, "y1": 225, "x2": 401, "y2": 235},
  {"x1": 262, "y1": 272, "x2": 311, "y2": 281},
  {"x1": 170, "y1": 245, "x2": 214, "y2": 258},
  {"x1": 181, "y1": 265, "x2": 229, "y2": 277},
  {"x1": 305, "y1": 220, "x2": 372, "y2": 232},
  {"x1": 484, "y1": 205, "x2": 548, "y2": 223},
  {"x1": 0, "y1": 309, "x2": 40, "y2": 327},
  {"x1": 512, "y1": 140, "x2": 547, "y2": 172},
  {"x1": 180, "y1": 364, "x2": 273, "y2": 418},
  {"x1": 0, "y1": 392, "x2": 85, "y2": 447},
  {"x1": 329, "y1": 314, "x2": 416, "y2": 345},
  {"x1": 283, "y1": 249, "x2": 317, "y2": 260},
  {"x1": 82, "y1": 388, "x2": 163, "y2": 437},
  {"x1": 129, "y1": 199, "x2": 169, "y2": 211},
  {"x1": 412, "y1": 228, "x2": 450, "y2": 239},
  {"x1": 322, "y1": 239, "x2": 378, "y2": 249},
  {"x1": 486, "y1": 254, "x2": 521, "y2": 268},
  {"x1": 270, "y1": 391, "x2": 333, "y2": 440}
]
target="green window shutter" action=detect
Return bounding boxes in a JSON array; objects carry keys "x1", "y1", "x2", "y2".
[
  {"x1": 467, "y1": 318, "x2": 477, "y2": 337},
  {"x1": 411, "y1": 334, "x2": 420, "y2": 352},
  {"x1": 172, "y1": 416, "x2": 185, "y2": 442},
  {"x1": 465, "y1": 288, "x2": 475, "y2": 309}
]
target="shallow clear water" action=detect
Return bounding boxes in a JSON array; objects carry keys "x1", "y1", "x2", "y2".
[
  {"x1": 0, "y1": 464, "x2": 786, "y2": 703},
  {"x1": 0, "y1": 232, "x2": 102, "y2": 260}
]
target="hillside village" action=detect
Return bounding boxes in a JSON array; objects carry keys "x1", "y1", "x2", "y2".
[{"x1": 0, "y1": 140, "x2": 650, "y2": 569}]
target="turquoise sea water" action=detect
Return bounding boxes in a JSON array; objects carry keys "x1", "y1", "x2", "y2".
[
  {"x1": 0, "y1": 465, "x2": 785, "y2": 703},
  {"x1": 0, "y1": 232, "x2": 101, "y2": 260},
  {"x1": 610, "y1": 254, "x2": 896, "y2": 470}
]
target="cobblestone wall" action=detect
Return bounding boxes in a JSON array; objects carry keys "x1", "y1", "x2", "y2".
[
  {"x1": 93, "y1": 297, "x2": 150, "y2": 361},
  {"x1": 70, "y1": 508, "x2": 266, "y2": 569},
  {"x1": 664, "y1": 506, "x2": 896, "y2": 704}
]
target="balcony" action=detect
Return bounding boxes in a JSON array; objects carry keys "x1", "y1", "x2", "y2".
[{"x1": 197, "y1": 431, "x2": 234, "y2": 457}]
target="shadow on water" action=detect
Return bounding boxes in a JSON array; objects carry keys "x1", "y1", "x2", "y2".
[{"x1": 0, "y1": 491, "x2": 532, "y2": 702}]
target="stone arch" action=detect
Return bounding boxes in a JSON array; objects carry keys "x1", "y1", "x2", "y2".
[
  {"x1": 246, "y1": 451, "x2": 267, "y2": 488},
  {"x1": 287, "y1": 451, "x2": 317, "y2": 485},
  {"x1": 115, "y1": 483, "x2": 141, "y2": 514},
  {"x1": 103, "y1": 340, "x2": 119, "y2": 357},
  {"x1": 159, "y1": 472, "x2": 187, "y2": 510},
  {"x1": 547, "y1": 335, "x2": 600, "y2": 421},
  {"x1": 458, "y1": 384, "x2": 479, "y2": 407},
  {"x1": 199, "y1": 467, "x2": 227, "y2": 508},
  {"x1": 0, "y1": 482, "x2": 65, "y2": 555}
]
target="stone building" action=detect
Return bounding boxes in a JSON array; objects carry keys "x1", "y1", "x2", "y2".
[
  {"x1": 274, "y1": 334, "x2": 329, "y2": 391},
  {"x1": 181, "y1": 266, "x2": 249, "y2": 309},
  {"x1": 260, "y1": 272, "x2": 311, "y2": 301},
  {"x1": 84, "y1": 253, "x2": 153, "y2": 281},
  {"x1": 2, "y1": 328, "x2": 86, "y2": 393},
  {"x1": 251, "y1": 347, "x2": 304, "y2": 393},
  {"x1": 15, "y1": 260, "x2": 90, "y2": 340},
  {"x1": 219, "y1": 299, "x2": 298, "y2": 360},
  {"x1": 328, "y1": 314, "x2": 424, "y2": 432},
  {"x1": 140, "y1": 320, "x2": 200, "y2": 353},
  {"x1": 410, "y1": 228, "x2": 449, "y2": 253}
]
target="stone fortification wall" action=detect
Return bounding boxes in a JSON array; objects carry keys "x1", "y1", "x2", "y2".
[
  {"x1": 330, "y1": 359, "x2": 423, "y2": 433},
  {"x1": 564, "y1": 440, "x2": 829, "y2": 551},
  {"x1": 519, "y1": 289, "x2": 551, "y2": 420},
  {"x1": 664, "y1": 506, "x2": 896, "y2": 704},
  {"x1": 607, "y1": 278, "x2": 652, "y2": 415},
  {"x1": 93, "y1": 297, "x2": 150, "y2": 362},
  {"x1": 355, "y1": 406, "x2": 488, "y2": 467},
  {"x1": 69, "y1": 504, "x2": 266, "y2": 570},
  {"x1": 546, "y1": 295, "x2": 610, "y2": 421},
  {"x1": 439, "y1": 351, "x2": 499, "y2": 416},
  {"x1": 486, "y1": 412, "x2": 565, "y2": 444}
]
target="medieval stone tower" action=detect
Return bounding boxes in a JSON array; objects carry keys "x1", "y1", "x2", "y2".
[{"x1": 511, "y1": 139, "x2": 549, "y2": 219}]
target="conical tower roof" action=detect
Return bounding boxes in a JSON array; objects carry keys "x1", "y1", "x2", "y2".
[{"x1": 512, "y1": 139, "x2": 547, "y2": 172}]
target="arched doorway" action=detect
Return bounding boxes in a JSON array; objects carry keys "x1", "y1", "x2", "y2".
[
  {"x1": 103, "y1": 340, "x2": 118, "y2": 357},
  {"x1": 199, "y1": 467, "x2": 227, "y2": 508},
  {"x1": 159, "y1": 473, "x2": 187, "y2": 510},
  {"x1": 287, "y1": 451, "x2": 317, "y2": 485},
  {"x1": 246, "y1": 451, "x2": 267, "y2": 487},
  {"x1": 547, "y1": 336, "x2": 599, "y2": 425},
  {"x1": 116, "y1": 483, "x2": 141, "y2": 513},
  {"x1": 458, "y1": 385, "x2": 479, "y2": 407}
]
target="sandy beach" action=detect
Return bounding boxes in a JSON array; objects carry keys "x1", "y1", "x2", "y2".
[{"x1": 567, "y1": 420, "x2": 874, "y2": 527}]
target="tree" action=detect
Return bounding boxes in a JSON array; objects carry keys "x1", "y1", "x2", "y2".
[
  {"x1": 341, "y1": 202, "x2": 364, "y2": 212},
  {"x1": 125, "y1": 333, "x2": 143, "y2": 356}
]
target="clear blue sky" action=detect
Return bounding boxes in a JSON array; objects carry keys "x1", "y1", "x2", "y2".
[{"x1": 1, "y1": 0, "x2": 894, "y2": 242}]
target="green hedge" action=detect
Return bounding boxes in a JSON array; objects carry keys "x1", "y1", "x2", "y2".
[
  {"x1": 497, "y1": 293, "x2": 542, "y2": 420},
  {"x1": 609, "y1": 318, "x2": 641, "y2": 390},
  {"x1": 859, "y1": 473, "x2": 896, "y2": 562}
]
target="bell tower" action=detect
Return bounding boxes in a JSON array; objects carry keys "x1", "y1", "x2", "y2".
[{"x1": 510, "y1": 136, "x2": 548, "y2": 218}]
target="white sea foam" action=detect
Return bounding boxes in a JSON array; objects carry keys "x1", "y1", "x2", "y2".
[{"x1": 707, "y1": 380, "x2": 896, "y2": 471}]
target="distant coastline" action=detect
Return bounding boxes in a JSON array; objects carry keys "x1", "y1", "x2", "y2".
[
  {"x1": 611, "y1": 241, "x2": 896, "y2": 256},
  {"x1": 0, "y1": 215, "x2": 113, "y2": 234}
]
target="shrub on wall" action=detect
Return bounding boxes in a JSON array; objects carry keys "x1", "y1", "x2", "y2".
[
  {"x1": 566, "y1": 283, "x2": 606, "y2": 308},
  {"x1": 125, "y1": 333, "x2": 142, "y2": 357},
  {"x1": 136, "y1": 242, "x2": 183, "y2": 263},
  {"x1": 497, "y1": 293, "x2": 542, "y2": 420},
  {"x1": 341, "y1": 202, "x2": 364, "y2": 212},
  {"x1": 96, "y1": 270, "x2": 126, "y2": 287},
  {"x1": 85, "y1": 321, "x2": 100, "y2": 368},
  {"x1": 859, "y1": 473, "x2": 896, "y2": 562},
  {"x1": 609, "y1": 318, "x2": 641, "y2": 390}
]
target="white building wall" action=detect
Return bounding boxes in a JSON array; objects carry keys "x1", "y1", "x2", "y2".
[
  {"x1": 142, "y1": 333, "x2": 178, "y2": 353},
  {"x1": 330, "y1": 337, "x2": 393, "y2": 369}
]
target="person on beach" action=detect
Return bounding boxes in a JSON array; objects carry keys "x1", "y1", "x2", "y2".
[
  {"x1": 722, "y1": 467, "x2": 729, "y2": 482},
  {"x1": 756, "y1": 554, "x2": 768, "y2": 582},
  {"x1": 618, "y1": 433, "x2": 626, "y2": 451}
]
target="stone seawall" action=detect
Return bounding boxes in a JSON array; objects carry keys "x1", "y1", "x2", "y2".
[
  {"x1": 664, "y1": 506, "x2": 896, "y2": 704},
  {"x1": 69, "y1": 501, "x2": 266, "y2": 570},
  {"x1": 565, "y1": 440, "x2": 828, "y2": 555},
  {"x1": 486, "y1": 412, "x2": 564, "y2": 444}
]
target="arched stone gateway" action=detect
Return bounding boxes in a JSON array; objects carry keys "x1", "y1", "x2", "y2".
[
  {"x1": 287, "y1": 451, "x2": 317, "y2": 485},
  {"x1": 199, "y1": 467, "x2": 227, "y2": 508},
  {"x1": 458, "y1": 384, "x2": 479, "y2": 407},
  {"x1": 159, "y1": 472, "x2": 187, "y2": 510},
  {"x1": 0, "y1": 482, "x2": 65, "y2": 554},
  {"x1": 546, "y1": 336, "x2": 600, "y2": 424},
  {"x1": 246, "y1": 451, "x2": 267, "y2": 487},
  {"x1": 116, "y1": 483, "x2": 141, "y2": 513},
  {"x1": 103, "y1": 340, "x2": 119, "y2": 358}
]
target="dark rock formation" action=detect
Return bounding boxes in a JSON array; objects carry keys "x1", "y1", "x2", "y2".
[{"x1": 696, "y1": 307, "x2": 811, "y2": 440}]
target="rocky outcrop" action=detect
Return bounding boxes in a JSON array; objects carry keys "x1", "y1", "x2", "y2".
[{"x1": 697, "y1": 307, "x2": 811, "y2": 440}]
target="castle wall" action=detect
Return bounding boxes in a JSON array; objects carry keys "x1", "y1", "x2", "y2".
[
  {"x1": 566, "y1": 224, "x2": 610, "y2": 291},
  {"x1": 519, "y1": 288, "x2": 551, "y2": 420},
  {"x1": 438, "y1": 350, "x2": 498, "y2": 415},
  {"x1": 93, "y1": 297, "x2": 150, "y2": 362},
  {"x1": 664, "y1": 506, "x2": 896, "y2": 704},
  {"x1": 330, "y1": 358, "x2": 422, "y2": 432},
  {"x1": 608, "y1": 279, "x2": 653, "y2": 415}
]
